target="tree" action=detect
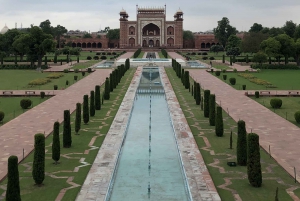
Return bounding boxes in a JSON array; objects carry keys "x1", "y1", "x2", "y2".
[
  {"x1": 13, "y1": 26, "x2": 56, "y2": 69},
  {"x1": 215, "y1": 106, "x2": 223, "y2": 137},
  {"x1": 83, "y1": 95, "x2": 89, "y2": 124},
  {"x1": 282, "y1": 20, "x2": 297, "y2": 38},
  {"x1": 52, "y1": 25, "x2": 68, "y2": 48},
  {"x1": 249, "y1": 23, "x2": 263, "y2": 33},
  {"x1": 184, "y1": 71, "x2": 190, "y2": 89},
  {"x1": 275, "y1": 34, "x2": 295, "y2": 59},
  {"x1": 241, "y1": 32, "x2": 269, "y2": 53},
  {"x1": 83, "y1": 33, "x2": 93, "y2": 38},
  {"x1": 63, "y1": 110, "x2": 72, "y2": 148},
  {"x1": 183, "y1": 30, "x2": 194, "y2": 40},
  {"x1": 104, "y1": 77, "x2": 110, "y2": 100},
  {"x1": 95, "y1": 85, "x2": 101, "y2": 110},
  {"x1": 52, "y1": 121, "x2": 60, "y2": 164},
  {"x1": 39, "y1": 19, "x2": 53, "y2": 35},
  {"x1": 294, "y1": 38, "x2": 300, "y2": 66},
  {"x1": 209, "y1": 94, "x2": 216, "y2": 126},
  {"x1": 294, "y1": 25, "x2": 300, "y2": 40},
  {"x1": 210, "y1": 45, "x2": 224, "y2": 55},
  {"x1": 109, "y1": 73, "x2": 114, "y2": 92},
  {"x1": 252, "y1": 51, "x2": 268, "y2": 65},
  {"x1": 32, "y1": 134, "x2": 45, "y2": 185},
  {"x1": 213, "y1": 17, "x2": 238, "y2": 47},
  {"x1": 75, "y1": 103, "x2": 81, "y2": 134},
  {"x1": 106, "y1": 29, "x2": 120, "y2": 40},
  {"x1": 195, "y1": 83, "x2": 201, "y2": 105},
  {"x1": 90, "y1": 91, "x2": 95, "y2": 117},
  {"x1": 204, "y1": 90, "x2": 210, "y2": 118},
  {"x1": 6, "y1": 155, "x2": 21, "y2": 201},
  {"x1": 237, "y1": 120, "x2": 247, "y2": 166},
  {"x1": 247, "y1": 133, "x2": 262, "y2": 187},
  {"x1": 260, "y1": 37, "x2": 281, "y2": 59},
  {"x1": 226, "y1": 35, "x2": 241, "y2": 55},
  {"x1": 268, "y1": 27, "x2": 284, "y2": 37}
]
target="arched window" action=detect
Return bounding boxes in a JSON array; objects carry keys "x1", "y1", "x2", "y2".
[
  {"x1": 129, "y1": 26, "x2": 135, "y2": 35},
  {"x1": 82, "y1": 43, "x2": 87, "y2": 48},
  {"x1": 167, "y1": 26, "x2": 174, "y2": 35},
  {"x1": 87, "y1": 43, "x2": 91, "y2": 48}
]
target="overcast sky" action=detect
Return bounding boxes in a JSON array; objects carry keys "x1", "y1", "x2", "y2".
[{"x1": 0, "y1": 0, "x2": 300, "y2": 32}]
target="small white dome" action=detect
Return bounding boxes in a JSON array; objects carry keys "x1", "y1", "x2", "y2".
[
  {"x1": 0, "y1": 25, "x2": 9, "y2": 34},
  {"x1": 120, "y1": 8, "x2": 126, "y2": 13},
  {"x1": 177, "y1": 8, "x2": 183, "y2": 13}
]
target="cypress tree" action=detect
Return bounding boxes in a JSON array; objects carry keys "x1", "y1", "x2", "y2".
[
  {"x1": 90, "y1": 91, "x2": 95, "y2": 117},
  {"x1": 52, "y1": 121, "x2": 60, "y2": 164},
  {"x1": 230, "y1": 131, "x2": 233, "y2": 149},
  {"x1": 185, "y1": 71, "x2": 190, "y2": 89},
  {"x1": 83, "y1": 95, "x2": 89, "y2": 124},
  {"x1": 75, "y1": 103, "x2": 81, "y2": 134},
  {"x1": 95, "y1": 85, "x2": 101, "y2": 110},
  {"x1": 275, "y1": 187, "x2": 279, "y2": 201},
  {"x1": 178, "y1": 64, "x2": 182, "y2": 78},
  {"x1": 63, "y1": 110, "x2": 72, "y2": 148},
  {"x1": 77, "y1": 56, "x2": 79, "y2": 63},
  {"x1": 112, "y1": 70, "x2": 117, "y2": 89},
  {"x1": 230, "y1": 56, "x2": 233, "y2": 65},
  {"x1": 191, "y1": 85, "x2": 194, "y2": 96},
  {"x1": 181, "y1": 69, "x2": 185, "y2": 85},
  {"x1": 196, "y1": 83, "x2": 201, "y2": 105},
  {"x1": 237, "y1": 120, "x2": 247, "y2": 166},
  {"x1": 32, "y1": 134, "x2": 45, "y2": 185},
  {"x1": 222, "y1": 55, "x2": 225, "y2": 63},
  {"x1": 193, "y1": 81, "x2": 197, "y2": 100},
  {"x1": 247, "y1": 133, "x2": 262, "y2": 187},
  {"x1": 204, "y1": 90, "x2": 210, "y2": 118},
  {"x1": 104, "y1": 77, "x2": 110, "y2": 100},
  {"x1": 44, "y1": 56, "x2": 47, "y2": 65},
  {"x1": 200, "y1": 96, "x2": 204, "y2": 110},
  {"x1": 209, "y1": 94, "x2": 216, "y2": 126},
  {"x1": 215, "y1": 106, "x2": 224, "y2": 137},
  {"x1": 54, "y1": 54, "x2": 57, "y2": 63},
  {"x1": 6, "y1": 155, "x2": 21, "y2": 201},
  {"x1": 109, "y1": 73, "x2": 113, "y2": 92}
]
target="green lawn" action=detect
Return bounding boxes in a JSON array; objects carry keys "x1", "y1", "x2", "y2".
[
  {"x1": 136, "y1": 51, "x2": 145, "y2": 58},
  {"x1": 158, "y1": 51, "x2": 169, "y2": 58},
  {"x1": 0, "y1": 68, "x2": 135, "y2": 200},
  {"x1": 0, "y1": 97, "x2": 47, "y2": 125},
  {"x1": 165, "y1": 68, "x2": 300, "y2": 201},
  {"x1": 214, "y1": 70, "x2": 300, "y2": 90},
  {"x1": 71, "y1": 60, "x2": 100, "y2": 70},
  {"x1": 252, "y1": 97, "x2": 300, "y2": 127},
  {"x1": 0, "y1": 70, "x2": 87, "y2": 90}
]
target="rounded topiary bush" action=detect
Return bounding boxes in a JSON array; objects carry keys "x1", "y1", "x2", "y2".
[
  {"x1": 215, "y1": 71, "x2": 221, "y2": 76},
  {"x1": 63, "y1": 69, "x2": 69, "y2": 73},
  {"x1": 87, "y1": 56, "x2": 92, "y2": 60},
  {"x1": 209, "y1": 56, "x2": 215, "y2": 60},
  {"x1": 223, "y1": 74, "x2": 227, "y2": 80},
  {"x1": 40, "y1": 91, "x2": 45, "y2": 99},
  {"x1": 202, "y1": 56, "x2": 208, "y2": 60},
  {"x1": 74, "y1": 69, "x2": 79, "y2": 73},
  {"x1": 93, "y1": 56, "x2": 99, "y2": 60},
  {"x1": 0, "y1": 111, "x2": 4, "y2": 122},
  {"x1": 96, "y1": 52, "x2": 100, "y2": 55},
  {"x1": 100, "y1": 56, "x2": 107, "y2": 60},
  {"x1": 102, "y1": 52, "x2": 106, "y2": 55},
  {"x1": 202, "y1": 52, "x2": 208, "y2": 55},
  {"x1": 54, "y1": 85, "x2": 58, "y2": 90},
  {"x1": 229, "y1": 78, "x2": 236, "y2": 85},
  {"x1": 255, "y1": 91, "x2": 259, "y2": 98},
  {"x1": 107, "y1": 52, "x2": 112, "y2": 55},
  {"x1": 20, "y1": 99, "x2": 32, "y2": 109},
  {"x1": 112, "y1": 52, "x2": 117, "y2": 55},
  {"x1": 294, "y1": 111, "x2": 300, "y2": 123},
  {"x1": 242, "y1": 85, "x2": 246, "y2": 90},
  {"x1": 270, "y1": 98, "x2": 282, "y2": 109},
  {"x1": 82, "y1": 71, "x2": 85, "y2": 76}
]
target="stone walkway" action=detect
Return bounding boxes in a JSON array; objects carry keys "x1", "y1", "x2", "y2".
[
  {"x1": 45, "y1": 60, "x2": 88, "y2": 72},
  {"x1": 213, "y1": 60, "x2": 253, "y2": 71},
  {"x1": 0, "y1": 69, "x2": 112, "y2": 181},
  {"x1": 118, "y1": 52, "x2": 134, "y2": 59},
  {"x1": 188, "y1": 69, "x2": 300, "y2": 182},
  {"x1": 168, "y1": 51, "x2": 186, "y2": 60}
]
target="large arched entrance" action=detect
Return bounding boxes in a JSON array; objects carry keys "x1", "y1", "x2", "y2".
[
  {"x1": 167, "y1": 38, "x2": 174, "y2": 46},
  {"x1": 149, "y1": 40, "x2": 154, "y2": 47},
  {"x1": 129, "y1": 38, "x2": 135, "y2": 47},
  {"x1": 142, "y1": 23, "x2": 160, "y2": 36}
]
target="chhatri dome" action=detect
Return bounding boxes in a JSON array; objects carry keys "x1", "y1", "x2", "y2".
[{"x1": 0, "y1": 25, "x2": 9, "y2": 34}]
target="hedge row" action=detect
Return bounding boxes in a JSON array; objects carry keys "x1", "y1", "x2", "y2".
[
  {"x1": 251, "y1": 64, "x2": 299, "y2": 69},
  {"x1": 0, "y1": 65, "x2": 48, "y2": 70}
]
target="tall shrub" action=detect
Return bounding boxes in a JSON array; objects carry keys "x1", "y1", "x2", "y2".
[
  {"x1": 184, "y1": 71, "x2": 190, "y2": 89},
  {"x1": 95, "y1": 85, "x2": 101, "y2": 110},
  {"x1": 6, "y1": 155, "x2": 21, "y2": 201},
  {"x1": 63, "y1": 110, "x2": 72, "y2": 148},
  {"x1": 75, "y1": 103, "x2": 81, "y2": 134},
  {"x1": 196, "y1": 83, "x2": 201, "y2": 105},
  {"x1": 247, "y1": 133, "x2": 262, "y2": 187},
  {"x1": 237, "y1": 120, "x2": 247, "y2": 166},
  {"x1": 90, "y1": 90, "x2": 95, "y2": 117},
  {"x1": 104, "y1": 77, "x2": 110, "y2": 100},
  {"x1": 109, "y1": 73, "x2": 114, "y2": 92},
  {"x1": 32, "y1": 134, "x2": 45, "y2": 185},
  {"x1": 215, "y1": 106, "x2": 224, "y2": 137},
  {"x1": 204, "y1": 90, "x2": 210, "y2": 118},
  {"x1": 193, "y1": 81, "x2": 197, "y2": 100},
  {"x1": 83, "y1": 95, "x2": 89, "y2": 124},
  {"x1": 52, "y1": 121, "x2": 60, "y2": 164},
  {"x1": 209, "y1": 94, "x2": 216, "y2": 126}
]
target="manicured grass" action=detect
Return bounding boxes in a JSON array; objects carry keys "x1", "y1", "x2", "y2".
[
  {"x1": 0, "y1": 70, "x2": 86, "y2": 90},
  {"x1": 252, "y1": 97, "x2": 300, "y2": 128},
  {"x1": 0, "y1": 68, "x2": 135, "y2": 200},
  {"x1": 166, "y1": 68, "x2": 300, "y2": 201},
  {"x1": 158, "y1": 51, "x2": 169, "y2": 58},
  {"x1": 71, "y1": 60, "x2": 100, "y2": 70},
  {"x1": 0, "y1": 97, "x2": 47, "y2": 125},
  {"x1": 135, "y1": 51, "x2": 145, "y2": 58},
  {"x1": 214, "y1": 70, "x2": 300, "y2": 90}
]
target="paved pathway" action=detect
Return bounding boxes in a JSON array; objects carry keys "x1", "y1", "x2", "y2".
[
  {"x1": 45, "y1": 60, "x2": 88, "y2": 72},
  {"x1": 0, "y1": 69, "x2": 112, "y2": 181},
  {"x1": 213, "y1": 60, "x2": 253, "y2": 71},
  {"x1": 118, "y1": 52, "x2": 134, "y2": 59},
  {"x1": 168, "y1": 51, "x2": 186, "y2": 60},
  {"x1": 189, "y1": 69, "x2": 300, "y2": 182}
]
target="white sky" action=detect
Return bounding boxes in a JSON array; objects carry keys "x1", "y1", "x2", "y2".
[{"x1": 0, "y1": 0, "x2": 300, "y2": 32}]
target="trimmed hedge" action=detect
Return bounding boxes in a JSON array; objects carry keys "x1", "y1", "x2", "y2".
[
  {"x1": 63, "y1": 110, "x2": 72, "y2": 148},
  {"x1": 0, "y1": 111, "x2": 4, "y2": 122},
  {"x1": 270, "y1": 98, "x2": 282, "y2": 109},
  {"x1": 104, "y1": 77, "x2": 110, "y2": 100},
  {"x1": 90, "y1": 91, "x2": 95, "y2": 117},
  {"x1": 255, "y1": 91, "x2": 259, "y2": 98},
  {"x1": 204, "y1": 90, "x2": 210, "y2": 118},
  {"x1": 6, "y1": 155, "x2": 21, "y2": 201},
  {"x1": 247, "y1": 133, "x2": 262, "y2": 187},
  {"x1": 209, "y1": 94, "x2": 216, "y2": 126},
  {"x1": 20, "y1": 99, "x2": 32, "y2": 109},
  {"x1": 83, "y1": 95, "x2": 89, "y2": 124},
  {"x1": 237, "y1": 120, "x2": 247, "y2": 166},
  {"x1": 52, "y1": 121, "x2": 60, "y2": 164},
  {"x1": 294, "y1": 111, "x2": 300, "y2": 123},
  {"x1": 40, "y1": 92, "x2": 45, "y2": 99},
  {"x1": 0, "y1": 65, "x2": 48, "y2": 70},
  {"x1": 75, "y1": 103, "x2": 81, "y2": 134},
  {"x1": 87, "y1": 56, "x2": 92, "y2": 60},
  {"x1": 229, "y1": 78, "x2": 236, "y2": 85},
  {"x1": 32, "y1": 134, "x2": 45, "y2": 185},
  {"x1": 251, "y1": 64, "x2": 299, "y2": 70},
  {"x1": 215, "y1": 106, "x2": 223, "y2": 137},
  {"x1": 242, "y1": 85, "x2": 246, "y2": 90},
  {"x1": 223, "y1": 74, "x2": 227, "y2": 80},
  {"x1": 95, "y1": 85, "x2": 101, "y2": 110},
  {"x1": 215, "y1": 71, "x2": 221, "y2": 76}
]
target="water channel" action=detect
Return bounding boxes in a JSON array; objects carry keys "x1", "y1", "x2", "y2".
[{"x1": 106, "y1": 67, "x2": 191, "y2": 201}]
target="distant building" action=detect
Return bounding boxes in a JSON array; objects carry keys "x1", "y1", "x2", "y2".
[{"x1": 0, "y1": 25, "x2": 9, "y2": 34}]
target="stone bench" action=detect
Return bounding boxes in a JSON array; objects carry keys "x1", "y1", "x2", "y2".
[
  {"x1": 2, "y1": 91, "x2": 13, "y2": 95},
  {"x1": 260, "y1": 91, "x2": 270, "y2": 95},
  {"x1": 25, "y1": 91, "x2": 35, "y2": 95}
]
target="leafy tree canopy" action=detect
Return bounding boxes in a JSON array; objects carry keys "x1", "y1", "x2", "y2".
[
  {"x1": 83, "y1": 33, "x2": 93, "y2": 38},
  {"x1": 282, "y1": 20, "x2": 297, "y2": 38},
  {"x1": 241, "y1": 32, "x2": 269, "y2": 53},
  {"x1": 183, "y1": 30, "x2": 194, "y2": 40},
  {"x1": 213, "y1": 17, "x2": 238, "y2": 47},
  {"x1": 106, "y1": 29, "x2": 120, "y2": 40},
  {"x1": 249, "y1": 23, "x2": 263, "y2": 33}
]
